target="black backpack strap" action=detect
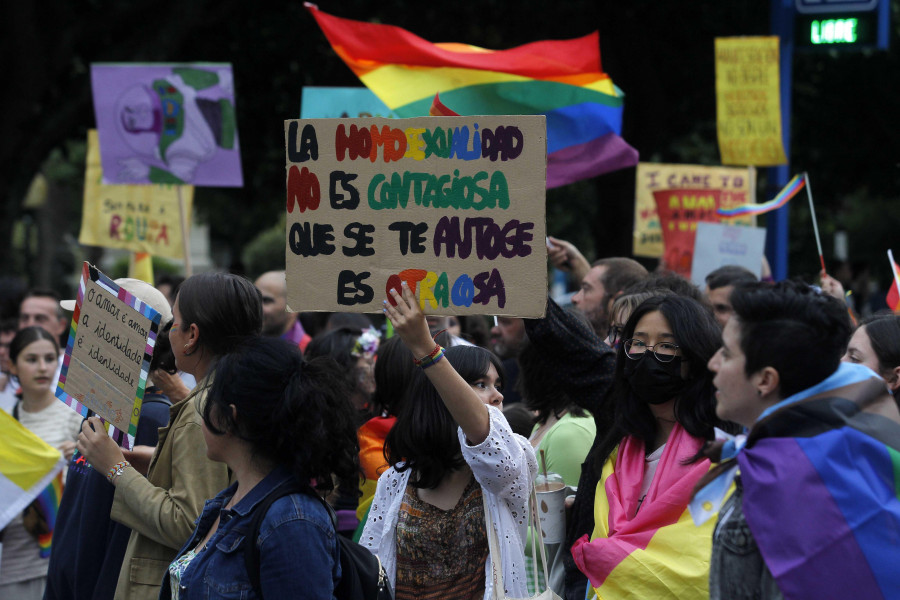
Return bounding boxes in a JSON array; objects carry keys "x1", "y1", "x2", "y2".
[
  {"x1": 243, "y1": 484, "x2": 392, "y2": 600},
  {"x1": 243, "y1": 479, "x2": 306, "y2": 599}
]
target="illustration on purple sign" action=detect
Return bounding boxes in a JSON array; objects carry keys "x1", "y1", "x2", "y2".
[{"x1": 91, "y1": 63, "x2": 243, "y2": 187}]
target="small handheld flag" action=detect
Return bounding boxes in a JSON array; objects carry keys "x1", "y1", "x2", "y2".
[
  {"x1": 887, "y1": 250, "x2": 900, "y2": 314},
  {"x1": 717, "y1": 173, "x2": 805, "y2": 217}
]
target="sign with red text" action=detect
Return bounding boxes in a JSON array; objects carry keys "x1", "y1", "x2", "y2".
[
  {"x1": 56, "y1": 264, "x2": 162, "y2": 450},
  {"x1": 284, "y1": 116, "x2": 547, "y2": 317},
  {"x1": 633, "y1": 163, "x2": 756, "y2": 258},
  {"x1": 79, "y1": 130, "x2": 193, "y2": 259}
]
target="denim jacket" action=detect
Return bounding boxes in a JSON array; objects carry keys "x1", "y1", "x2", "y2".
[
  {"x1": 159, "y1": 466, "x2": 340, "y2": 600},
  {"x1": 709, "y1": 477, "x2": 783, "y2": 600}
]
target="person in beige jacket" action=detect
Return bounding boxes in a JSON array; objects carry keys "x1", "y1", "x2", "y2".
[{"x1": 77, "y1": 273, "x2": 263, "y2": 600}]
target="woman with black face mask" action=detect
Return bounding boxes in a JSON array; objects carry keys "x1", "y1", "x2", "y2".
[{"x1": 567, "y1": 294, "x2": 738, "y2": 600}]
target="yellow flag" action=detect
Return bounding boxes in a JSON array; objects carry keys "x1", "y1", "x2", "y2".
[{"x1": 0, "y1": 410, "x2": 65, "y2": 529}]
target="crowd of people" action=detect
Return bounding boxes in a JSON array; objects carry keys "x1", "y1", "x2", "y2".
[{"x1": 1, "y1": 242, "x2": 899, "y2": 600}]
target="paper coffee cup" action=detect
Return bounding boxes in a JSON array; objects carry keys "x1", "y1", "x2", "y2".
[{"x1": 535, "y1": 473, "x2": 566, "y2": 544}]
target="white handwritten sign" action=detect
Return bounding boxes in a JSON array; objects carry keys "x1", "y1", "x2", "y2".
[
  {"x1": 690, "y1": 222, "x2": 766, "y2": 287},
  {"x1": 56, "y1": 263, "x2": 161, "y2": 449}
]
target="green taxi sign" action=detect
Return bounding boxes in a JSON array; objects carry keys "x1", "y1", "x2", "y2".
[
  {"x1": 794, "y1": 0, "x2": 889, "y2": 51},
  {"x1": 810, "y1": 18, "x2": 858, "y2": 44}
]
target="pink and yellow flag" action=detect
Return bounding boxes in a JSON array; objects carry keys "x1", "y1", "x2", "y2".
[{"x1": 571, "y1": 425, "x2": 717, "y2": 599}]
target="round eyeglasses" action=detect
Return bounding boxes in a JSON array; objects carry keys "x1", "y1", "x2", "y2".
[{"x1": 623, "y1": 339, "x2": 681, "y2": 362}]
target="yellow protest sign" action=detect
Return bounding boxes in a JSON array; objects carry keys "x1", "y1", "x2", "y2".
[
  {"x1": 284, "y1": 116, "x2": 548, "y2": 317},
  {"x1": 633, "y1": 163, "x2": 756, "y2": 258},
  {"x1": 79, "y1": 130, "x2": 193, "y2": 259},
  {"x1": 715, "y1": 37, "x2": 788, "y2": 166}
]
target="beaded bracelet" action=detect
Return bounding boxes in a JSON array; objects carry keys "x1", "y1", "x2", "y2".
[
  {"x1": 106, "y1": 460, "x2": 130, "y2": 483},
  {"x1": 413, "y1": 344, "x2": 443, "y2": 367}
]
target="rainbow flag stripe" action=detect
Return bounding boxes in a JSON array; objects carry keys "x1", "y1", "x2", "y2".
[
  {"x1": 716, "y1": 173, "x2": 805, "y2": 217},
  {"x1": 735, "y1": 367, "x2": 900, "y2": 600},
  {"x1": 306, "y1": 4, "x2": 638, "y2": 188},
  {"x1": 740, "y1": 429, "x2": 900, "y2": 599},
  {"x1": 32, "y1": 471, "x2": 64, "y2": 558}
]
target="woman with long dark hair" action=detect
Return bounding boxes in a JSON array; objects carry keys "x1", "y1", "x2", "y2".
[
  {"x1": 158, "y1": 336, "x2": 359, "y2": 599},
  {"x1": 570, "y1": 295, "x2": 737, "y2": 600},
  {"x1": 362, "y1": 284, "x2": 537, "y2": 599}
]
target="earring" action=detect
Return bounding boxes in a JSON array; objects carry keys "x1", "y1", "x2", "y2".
[
  {"x1": 757, "y1": 389, "x2": 762, "y2": 397},
  {"x1": 183, "y1": 343, "x2": 195, "y2": 357}
]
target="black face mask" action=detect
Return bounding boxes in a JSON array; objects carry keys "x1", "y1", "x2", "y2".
[{"x1": 623, "y1": 353, "x2": 687, "y2": 404}]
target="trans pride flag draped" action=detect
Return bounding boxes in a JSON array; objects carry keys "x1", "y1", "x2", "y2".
[
  {"x1": 0, "y1": 410, "x2": 66, "y2": 538},
  {"x1": 571, "y1": 424, "x2": 716, "y2": 599},
  {"x1": 305, "y1": 3, "x2": 638, "y2": 188}
]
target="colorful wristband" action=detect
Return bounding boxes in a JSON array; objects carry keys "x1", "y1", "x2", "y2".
[
  {"x1": 107, "y1": 460, "x2": 130, "y2": 483},
  {"x1": 413, "y1": 344, "x2": 443, "y2": 367},
  {"x1": 418, "y1": 347, "x2": 445, "y2": 369}
]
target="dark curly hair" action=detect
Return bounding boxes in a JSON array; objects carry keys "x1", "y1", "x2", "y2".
[
  {"x1": 202, "y1": 336, "x2": 360, "y2": 495},
  {"x1": 385, "y1": 344, "x2": 505, "y2": 490}
]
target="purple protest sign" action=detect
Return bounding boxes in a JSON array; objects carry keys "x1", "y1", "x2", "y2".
[{"x1": 91, "y1": 63, "x2": 243, "y2": 187}]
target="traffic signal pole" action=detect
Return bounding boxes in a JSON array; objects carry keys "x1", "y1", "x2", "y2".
[{"x1": 767, "y1": 0, "x2": 794, "y2": 281}]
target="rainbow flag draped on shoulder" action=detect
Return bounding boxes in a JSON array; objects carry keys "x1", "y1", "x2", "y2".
[
  {"x1": 0, "y1": 410, "x2": 66, "y2": 537},
  {"x1": 305, "y1": 3, "x2": 638, "y2": 188},
  {"x1": 692, "y1": 363, "x2": 900, "y2": 600},
  {"x1": 737, "y1": 364, "x2": 900, "y2": 600}
]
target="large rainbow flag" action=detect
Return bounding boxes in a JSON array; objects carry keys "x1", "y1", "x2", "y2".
[
  {"x1": 0, "y1": 410, "x2": 66, "y2": 534},
  {"x1": 305, "y1": 4, "x2": 638, "y2": 188}
]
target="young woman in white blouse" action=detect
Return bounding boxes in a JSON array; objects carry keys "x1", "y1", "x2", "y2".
[{"x1": 362, "y1": 283, "x2": 537, "y2": 600}]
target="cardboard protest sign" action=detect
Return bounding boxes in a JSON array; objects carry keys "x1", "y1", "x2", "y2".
[
  {"x1": 301, "y1": 87, "x2": 397, "y2": 119},
  {"x1": 633, "y1": 163, "x2": 756, "y2": 258},
  {"x1": 690, "y1": 222, "x2": 766, "y2": 287},
  {"x1": 284, "y1": 116, "x2": 547, "y2": 317},
  {"x1": 79, "y1": 130, "x2": 193, "y2": 259},
  {"x1": 91, "y1": 63, "x2": 243, "y2": 187},
  {"x1": 715, "y1": 37, "x2": 788, "y2": 166},
  {"x1": 56, "y1": 264, "x2": 162, "y2": 449}
]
